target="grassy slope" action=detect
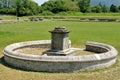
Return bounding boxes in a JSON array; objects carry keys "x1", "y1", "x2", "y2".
[{"x1": 0, "y1": 21, "x2": 120, "y2": 80}]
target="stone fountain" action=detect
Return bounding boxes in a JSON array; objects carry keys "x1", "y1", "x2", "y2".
[
  {"x1": 3, "y1": 27, "x2": 118, "y2": 72},
  {"x1": 43, "y1": 27, "x2": 76, "y2": 56}
]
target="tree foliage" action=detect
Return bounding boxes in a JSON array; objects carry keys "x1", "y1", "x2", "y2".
[
  {"x1": 16, "y1": 0, "x2": 39, "y2": 16},
  {"x1": 91, "y1": 4, "x2": 102, "y2": 13},
  {"x1": 78, "y1": 0, "x2": 90, "y2": 13},
  {"x1": 0, "y1": 0, "x2": 16, "y2": 8},
  {"x1": 0, "y1": 0, "x2": 120, "y2": 16},
  {"x1": 64, "y1": 1, "x2": 79, "y2": 11},
  {"x1": 102, "y1": 5, "x2": 110, "y2": 13},
  {"x1": 41, "y1": 0, "x2": 68, "y2": 13},
  {"x1": 110, "y1": 4, "x2": 119, "y2": 12},
  {"x1": 0, "y1": 0, "x2": 39, "y2": 16}
]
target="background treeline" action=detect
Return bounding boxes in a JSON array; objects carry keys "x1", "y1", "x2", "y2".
[
  {"x1": 0, "y1": 0, "x2": 40, "y2": 16},
  {"x1": 0, "y1": 0, "x2": 120, "y2": 16}
]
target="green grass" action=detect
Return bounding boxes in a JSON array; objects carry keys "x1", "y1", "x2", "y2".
[
  {"x1": 0, "y1": 15, "x2": 17, "y2": 20},
  {"x1": 1, "y1": 13, "x2": 120, "y2": 21},
  {"x1": 0, "y1": 21, "x2": 120, "y2": 80},
  {"x1": 38, "y1": 11, "x2": 120, "y2": 17},
  {"x1": 55, "y1": 11, "x2": 120, "y2": 17}
]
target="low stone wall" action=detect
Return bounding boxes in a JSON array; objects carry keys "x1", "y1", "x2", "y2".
[
  {"x1": 3, "y1": 40, "x2": 118, "y2": 72},
  {"x1": 80, "y1": 18, "x2": 119, "y2": 22},
  {"x1": 29, "y1": 17, "x2": 43, "y2": 21},
  {"x1": 86, "y1": 41, "x2": 109, "y2": 53}
]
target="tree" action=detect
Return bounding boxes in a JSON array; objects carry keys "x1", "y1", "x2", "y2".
[
  {"x1": 16, "y1": 0, "x2": 23, "y2": 16},
  {"x1": 118, "y1": 6, "x2": 120, "y2": 12},
  {"x1": 78, "y1": 0, "x2": 90, "y2": 13},
  {"x1": 91, "y1": 4, "x2": 102, "y2": 13},
  {"x1": 110, "y1": 4, "x2": 119, "y2": 12},
  {"x1": 16, "y1": 0, "x2": 39, "y2": 16},
  {"x1": 95, "y1": 5, "x2": 102, "y2": 13},
  {"x1": 0, "y1": 0, "x2": 39, "y2": 16},
  {"x1": 0, "y1": 0, "x2": 16, "y2": 8},
  {"x1": 41, "y1": 0, "x2": 68, "y2": 13},
  {"x1": 41, "y1": 1, "x2": 55, "y2": 12},
  {"x1": 0, "y1": 0, "x2": 16, "y2": 15},
  {"x1": 102, "y1": 5, "x2": 109, "y2": 13},
  {"x1": 51, "y1": 0, "x2": 67, "y2": 13},
  {"x1": 64, "y1": 1, "x2": 79, "y2": 11}
]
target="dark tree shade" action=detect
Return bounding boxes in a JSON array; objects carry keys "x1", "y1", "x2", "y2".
[{"x1": 110, "y1": 4, "x2": 119, "y2": 12}]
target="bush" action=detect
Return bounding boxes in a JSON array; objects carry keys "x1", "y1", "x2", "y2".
[
  {"x1": 40, "y1": 11, "x2": 54, "y2": 16},
  {"x1": 56, "y1": 11, "x2": 81, "y2": 16},
  {"x1": 0, "y1": 8, "x2": 16, "y2": 15}
]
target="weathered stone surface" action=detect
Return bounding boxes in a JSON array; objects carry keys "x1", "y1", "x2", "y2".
[
  {"x1": 3, "y1": 40, "x2": 118, "y2": 72},
  {"x1": 50, "y1": 27, "x2": 70, "y2": 51},
  {"x1": 43, "y1": 48, "x2": 77, "y2": 56},
  {"x1": 0, "y1": 18, "x2": 3, "y2": 20},
  {"x1": 80, "y1": 18, "x2": 118, "y2": 22},
  {"x1": 50, "y1": 27, "x2": 69, "y2": 34},
  {"x1": 29, "y1": 17, "x2": 43, "y2": 21},
  {"x1": 4, "y1": 55, "x2": 116, "y2": 72},
  {"x1": 86, "y1": 41, "x2": 109, "y2": 53},
  {"x1": 43, "y1": 27, "x2": 74, "y2": 56}
]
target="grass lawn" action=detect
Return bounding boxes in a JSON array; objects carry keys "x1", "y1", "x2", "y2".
[{"x1": 0, "y1": 21, "x2": 120, "y2": 80}]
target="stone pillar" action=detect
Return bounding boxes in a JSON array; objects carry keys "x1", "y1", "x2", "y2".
[
  {"x1": 43, "y1": 27, "x2": 76, "y2": 56},
  {"x1": 49, "y1": 27, "x2": 70, "y2": 51}
]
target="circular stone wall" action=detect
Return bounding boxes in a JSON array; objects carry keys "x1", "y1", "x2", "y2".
[{"x1": 3, "y1": 40, "x2": 118, "y2": 72}]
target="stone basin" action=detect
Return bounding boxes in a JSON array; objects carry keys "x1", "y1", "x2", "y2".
[{"x1": 3, "y1": 40, "x2": 118, "y2": 72}]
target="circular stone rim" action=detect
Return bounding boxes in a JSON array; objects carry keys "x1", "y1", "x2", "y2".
[{"x1": 3, "y1": 40, "x2": 118, "y2": 62}]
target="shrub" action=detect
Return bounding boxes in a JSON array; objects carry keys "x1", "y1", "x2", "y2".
[{"x1": 40, "y1": 11, "x2": 54, "y2": 16}]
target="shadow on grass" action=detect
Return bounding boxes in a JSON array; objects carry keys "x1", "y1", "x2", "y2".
[{"x1": 0, "y1": 57, "x2": 5, "y2": 65}]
